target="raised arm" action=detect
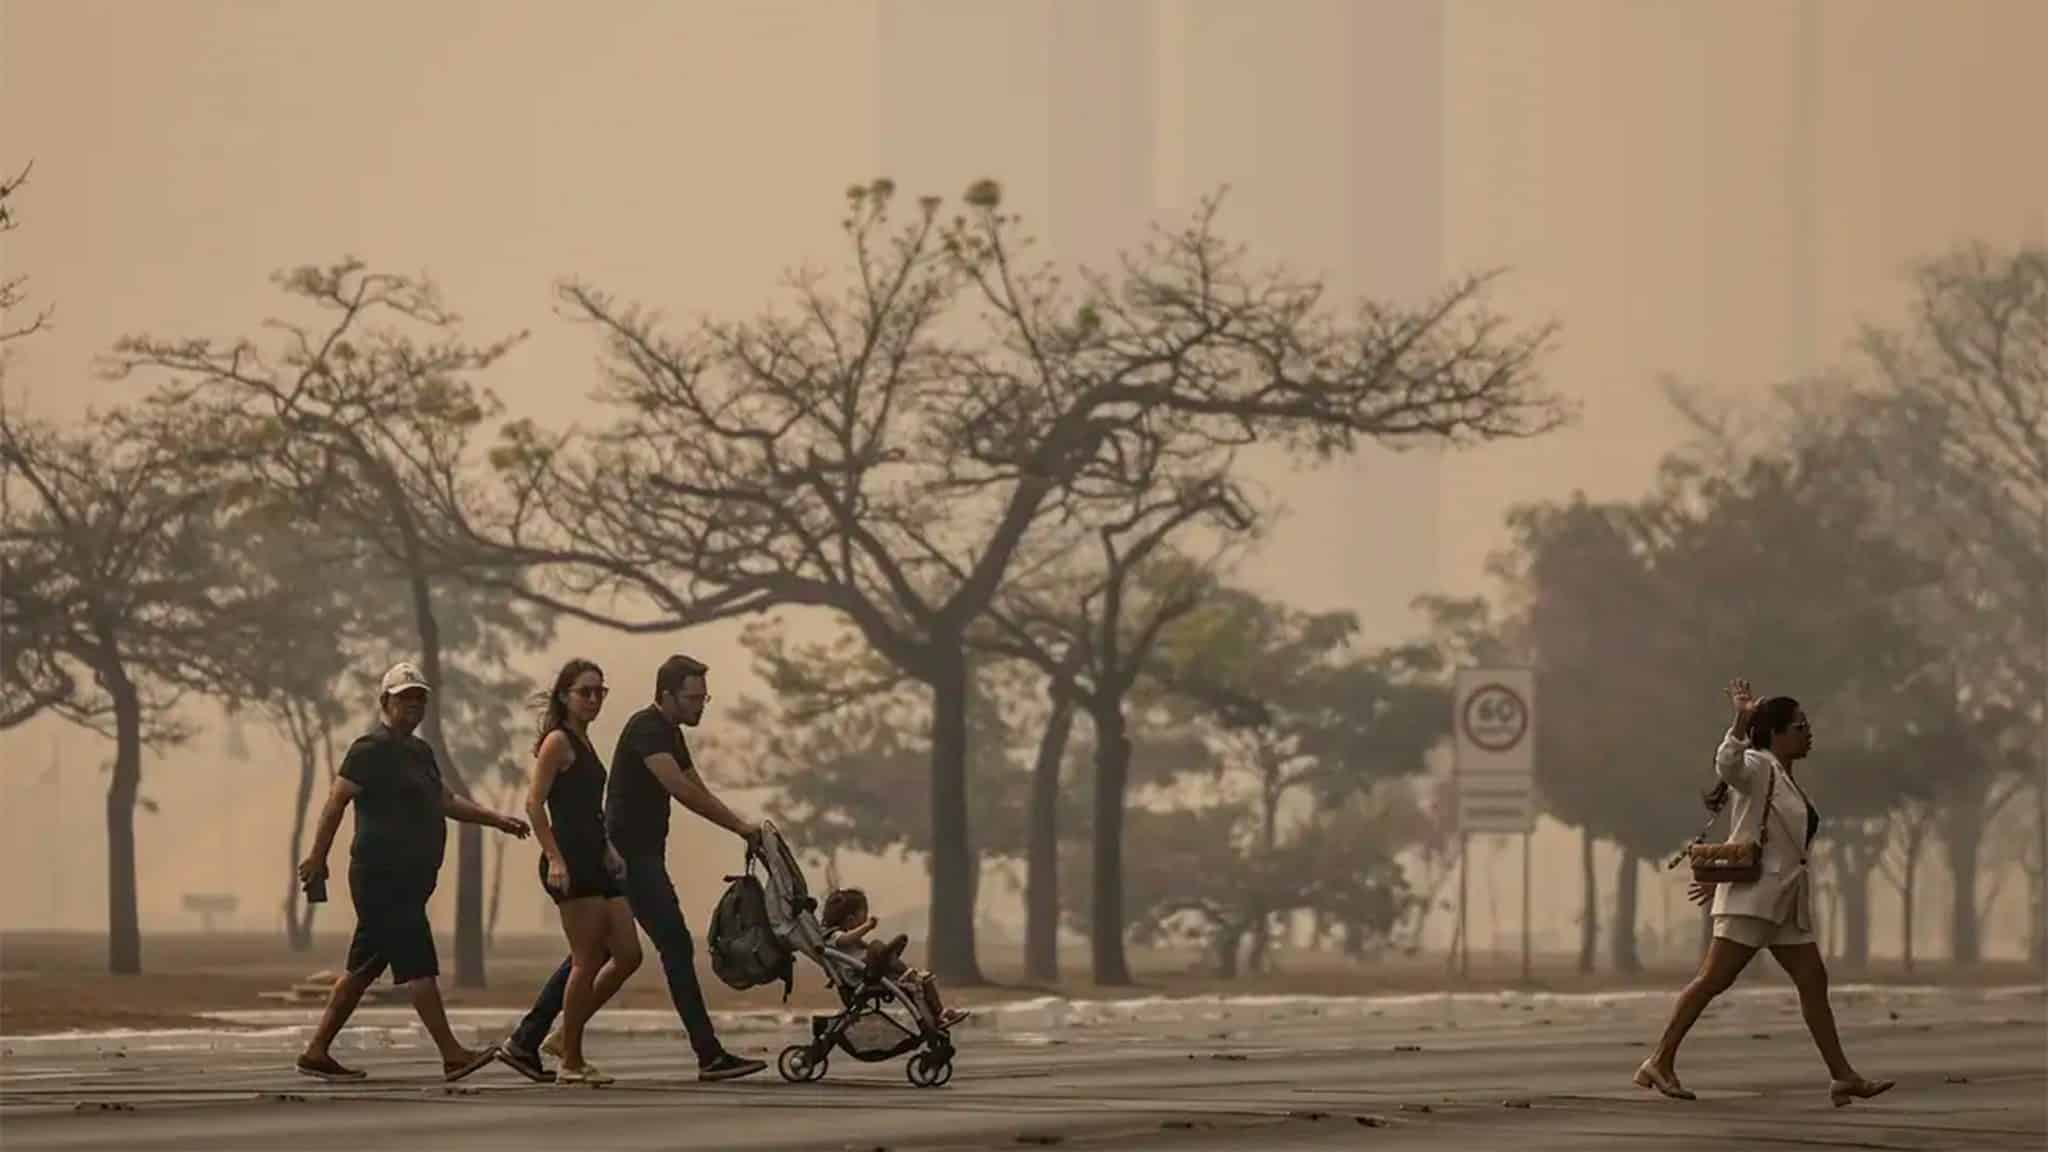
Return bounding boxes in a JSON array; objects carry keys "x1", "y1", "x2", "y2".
[
  {"x1": 645, "y1": 751, "x2": 757, "y2": 841},
  {"x1": 1714, "y1": 677, "x2": 1761, "y2": 788}
]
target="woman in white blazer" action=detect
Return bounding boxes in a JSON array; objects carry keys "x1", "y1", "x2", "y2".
[{"x1": 1634, "y1": 678, "x2": 1894, "y2": 1107}]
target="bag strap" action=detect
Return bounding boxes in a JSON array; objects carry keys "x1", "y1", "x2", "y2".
[
  {"x1": 1754, "y1": 757, "x2": 1776, "y2": 849},
  {"x1": 1667, "y1": 749, "x2": 1775, "y2": 870}
]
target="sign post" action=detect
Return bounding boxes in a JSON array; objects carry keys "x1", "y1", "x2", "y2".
[{"x1": 1453, "y1": 667, "x2": 1536, "y2": 983}]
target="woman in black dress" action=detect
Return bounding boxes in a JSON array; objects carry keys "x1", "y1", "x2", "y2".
[{"x1": 525, "y1": 659, "x2": 641, "y2": 1085}]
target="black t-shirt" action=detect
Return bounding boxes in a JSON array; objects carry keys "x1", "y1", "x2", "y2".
[
  {"x1": 340, "y1": 724, "x2": 447, "y2": 887},
  {"x1": 605, "y1": 706, "x2": 689, "y2": 857}
]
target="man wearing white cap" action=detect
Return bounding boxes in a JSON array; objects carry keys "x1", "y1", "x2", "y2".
[{"x1": 293, "y1": 661, "x2": 533, "y2": 1082}]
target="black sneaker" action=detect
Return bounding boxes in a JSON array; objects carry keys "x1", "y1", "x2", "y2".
[
  {"x1": 496, "y1": 1041, "x2": 556, "y2": 1084},
  {"x1": 698, "y1": 1052, "x2": 767, "y2": 1082}
]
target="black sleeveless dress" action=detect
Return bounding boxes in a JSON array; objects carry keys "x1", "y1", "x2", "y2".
[{"x1": 538, "y1": 729, "x2": 620, "y2": 903}]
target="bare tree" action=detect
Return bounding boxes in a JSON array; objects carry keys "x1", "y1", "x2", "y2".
[
  {"x1": 0, "y1": 162, "x2": 51, "y2": 346},
  {"x1": 485, "y1": 180, "x2": 1563, "y2": 983},
  {"x1": 106, "y1": 263, "x2": 544, "y2": 987}
]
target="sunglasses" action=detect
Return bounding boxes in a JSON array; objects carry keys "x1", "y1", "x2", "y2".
[{"x1": 571, "y1": 685, "x2": 609, "y2": 701}]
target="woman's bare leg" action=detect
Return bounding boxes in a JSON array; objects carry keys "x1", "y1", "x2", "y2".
[
  {"x1": 1768, "y1": 943, "x2": 1854, "y2": 1080},
  {"x1": 1650, "y1": 937, "x2": 1758, "y2": 1077},
  {"x1": 583, "y1": 897, "x2": 643, "y2": 1016},
  {"x1": 556, "y1": 897, "x2": 611, "y2": 1070}
]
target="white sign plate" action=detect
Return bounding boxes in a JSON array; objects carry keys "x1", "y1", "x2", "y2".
[{"x1": 1453, "y1": 667, "x2": 1536, "y2": 834}]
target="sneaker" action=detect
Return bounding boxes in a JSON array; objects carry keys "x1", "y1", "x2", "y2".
[
  {"x1": 555, "y1": 1063, "x2": 614, "y2": 1086},
  {"x1": 496, "y1": 1041, "x2": 555, "y2": 1084},
  {"x1": 939, "y1": 1008, "x2": 971, "y2": 1030},
  {"x1": 540, "y1": 1028, "x2": 564, "y2": 1059},
  {"x1": 697, "y1": 1052, "x2": 767, "y2": 1082},
  {"x1": 295, "y1": 1052, "x2": 367, "y2": 1082}
]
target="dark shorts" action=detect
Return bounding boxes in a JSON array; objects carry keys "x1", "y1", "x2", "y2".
[
  {"x1": 345, "y1": 870, "x2": 438, "y2": 985},
  {"x1": 538, "y1": 850, "x2": 623, "y2": 905}
]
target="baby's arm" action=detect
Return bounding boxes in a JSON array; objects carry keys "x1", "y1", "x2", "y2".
[{"x1": 827, "y1": 918, "x2": 878, "y2": 951}]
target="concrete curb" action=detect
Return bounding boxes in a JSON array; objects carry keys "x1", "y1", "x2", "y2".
[{"x1": 4, "y1": 983, "x2": 2038, "y2": 1059}]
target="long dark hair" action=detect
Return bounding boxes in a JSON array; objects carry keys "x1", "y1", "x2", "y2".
[
  {"x1": 534, "y1": 658, "x2": 603, "y2": 755},
  {"x1": 1705, "y1": 695, "x2": 1801, "y2": 812}
]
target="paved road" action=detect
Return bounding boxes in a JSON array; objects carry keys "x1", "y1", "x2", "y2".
[{"x1": 3, "y1": 987, "x2": 2042, "y2": 1150}]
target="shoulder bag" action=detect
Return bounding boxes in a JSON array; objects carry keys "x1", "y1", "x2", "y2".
[{"x1": 1668, "y1": 757, "x2": 1774, "y2": 885}]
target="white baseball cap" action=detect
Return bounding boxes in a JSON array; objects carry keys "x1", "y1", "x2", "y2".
[{"x1": 379, "y1": 661, "x2": 433, "y2": 697}]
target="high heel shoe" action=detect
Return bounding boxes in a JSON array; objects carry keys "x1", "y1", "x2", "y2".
[
  {"x1": 1829, "y1": 1076, "x2": 1894, "y2": 1107},
  {"x1": 1633, "y1": 1059, "x2": 1697, "y2": 1101}
]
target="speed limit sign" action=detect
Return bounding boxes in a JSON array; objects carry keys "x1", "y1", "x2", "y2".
[{"x1": 1453, "y1": 667, "x2": 1535, "y2": 833}]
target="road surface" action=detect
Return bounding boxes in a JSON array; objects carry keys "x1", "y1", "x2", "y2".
[{"x1": 3, "y1": 985, "x2": 2042, "y2": 1150}]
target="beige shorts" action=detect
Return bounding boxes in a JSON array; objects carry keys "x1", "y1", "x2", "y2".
[{"x1": 1712, "y1": 913, "x2": 1816, "y2": 949}]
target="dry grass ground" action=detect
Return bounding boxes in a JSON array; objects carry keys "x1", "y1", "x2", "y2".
[{"x1": 4, "y1": 931, "x2": 2036, "y2": 1035}]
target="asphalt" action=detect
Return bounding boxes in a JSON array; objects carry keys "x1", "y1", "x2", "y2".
[{"x1": 2, "y1": 985, "x2": 2042, "y2": 1151}]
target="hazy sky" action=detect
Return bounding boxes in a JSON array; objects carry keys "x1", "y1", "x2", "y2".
[{"x1": 3, "y1": 1, "x2": 2043, "y2": 958}]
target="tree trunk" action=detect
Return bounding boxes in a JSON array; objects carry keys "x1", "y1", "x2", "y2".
[
  {"x1": 1900, "y1": 842, "x2": 1920, "y2": 974},
  {"x1": 403, "y1": 561, "x2": 486, "y2": 987},
  {"x1": 1840, "y1": 846, "x2": 1871, "y2": 972},
  {"x1": 2033, "y1": 774, "x2": 2047, "y2": 973},
  {"x1": 1945, "y1": 794, "x2": 1985, "y2": 966},
  {"x1": 924, "y1": 645, "x2": 982, "y2": 985},
  {"x1": 1211, "y1": 922, "x2": 1244, "y2": 979},
  {"x1": 1243, "y1": 771, "x2": 1280, "y2": 977},
  {"x1": 1578, "y1": 829, "x2": 1598, "y2": 973},
  {"x1": 284, "y1": 731, "x2": 319, "y2": 952},
  {"x1": 1024, "y1": 685, "x2": 1077, "y2": 984},
  {"x1": 1610, "y1": 851, "x2": 1641, "y2": 974},
  {"x1": 105, "y1": 668, "x2": 143, "y2": 975},
  {"x1": 1818, "y1": 871, "x2": 1838, "y2": 960},
  {"x1": 1089, "y1": 702, "x2": 1133, "y2": 985},
  {"x1": 1245, "y1": 915, "x2": 1269, "y2": 975},
  {"x1": 486, "y1": 783, "x2": 512, "y2": 950}
]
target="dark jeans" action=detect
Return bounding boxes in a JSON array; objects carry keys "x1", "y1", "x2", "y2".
[{"x1": 510, "y1": 854, "x2": 723, "y2": 1065}]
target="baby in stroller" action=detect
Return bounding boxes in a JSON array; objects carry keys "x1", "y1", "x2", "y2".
[
  {"x1": 819, "y1": 888, "x2": 969, "y2": 1031},
  {"x1": 741, "y1": 824, "x2": 965, "y2": 1088}
]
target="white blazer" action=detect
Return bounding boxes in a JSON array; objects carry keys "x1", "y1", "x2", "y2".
[{"x1": 1708, "y1": 725, "x2": 1816, "y2": 922}]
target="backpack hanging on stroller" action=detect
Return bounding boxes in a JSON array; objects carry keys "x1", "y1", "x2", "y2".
[{"x1": 721, "y1": 821, "x2": 959, "y2": 1088}]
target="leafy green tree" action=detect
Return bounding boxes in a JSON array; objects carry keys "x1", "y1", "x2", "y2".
[
  {"x1": 1133, "y1": 588, "x2": 1449, "y2": 975},
  {"x1": 1856, "y1": 245, "x2": 2046, "y2": 967},
  {"x1": 717, "y1": 620, "x2": 1031, "y2": 902},
  {"x1": 973, "y1": 457, "x2": 1249, "y2": 984},
  {"x1": 0, "y1": 399, "x2": 261, "y2": 972}
]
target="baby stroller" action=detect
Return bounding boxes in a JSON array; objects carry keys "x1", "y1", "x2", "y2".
[{"x1": 743, "y1": 822, "x2": 959, "y2": 1088}]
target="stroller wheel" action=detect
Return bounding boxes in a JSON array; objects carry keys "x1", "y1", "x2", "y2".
[
  {"x1": 778, "y1": 1044, "x2": 826, "y2": 1083},
  {"x1": 906, "y1": 1051, "x2": 953, "y2": 1088}
]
